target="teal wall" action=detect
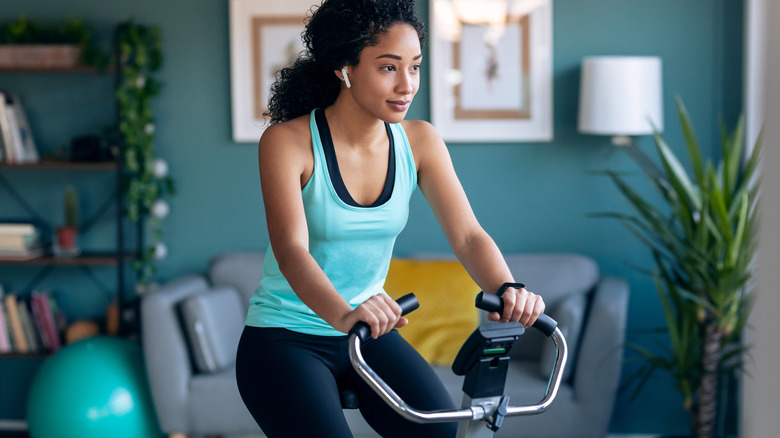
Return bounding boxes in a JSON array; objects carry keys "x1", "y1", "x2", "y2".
[{"x1": 0, "y1": 0, "x2": 743, "y2": 434}]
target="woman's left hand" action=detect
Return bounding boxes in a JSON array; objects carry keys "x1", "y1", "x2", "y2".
[{"x1": 487, "y1": 286, "x2": 545, "y2": 328}]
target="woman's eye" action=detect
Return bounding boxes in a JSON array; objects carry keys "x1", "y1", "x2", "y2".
[
  {"x1": 411, "y1": 64, "x2": 421, "y2": 72},
  {"x1": 382, "y1": 65, "x2": 395, "y2": 72}
]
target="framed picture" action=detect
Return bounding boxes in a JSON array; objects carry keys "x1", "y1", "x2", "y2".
[
  {"x1": 430, "y1": 0, "x2": 553, "y2": 142},
  {"x1": 229, "y1": 0, "x2": 316, "y2": 142}
]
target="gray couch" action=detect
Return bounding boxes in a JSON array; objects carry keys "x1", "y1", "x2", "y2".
[{"x1": 141, "y1": 251, "x2": 629, "y2": 437}]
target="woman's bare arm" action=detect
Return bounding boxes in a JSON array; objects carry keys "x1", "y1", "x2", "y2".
[{"x1": 404, "y1": 120, "x2": 545, "y2": 326}]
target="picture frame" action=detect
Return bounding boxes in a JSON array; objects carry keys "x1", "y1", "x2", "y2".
[
  {"x1": 229, "y1": 0, "x2": 315, "y2": 143},
  {"x1": 430, "y1": 0, "x2": 553, "y2": 142}
]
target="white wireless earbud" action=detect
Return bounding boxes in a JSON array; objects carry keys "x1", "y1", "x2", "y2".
[{"x1": 341, "y1": 67, "x2": 351, "y2": 88}]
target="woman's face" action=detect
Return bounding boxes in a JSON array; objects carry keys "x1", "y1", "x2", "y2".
[{"x1": 343, "y1": 23, "x2": 422, "y2": 124}]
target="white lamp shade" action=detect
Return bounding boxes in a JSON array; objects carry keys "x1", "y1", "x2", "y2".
[{"x1": 578, "y1": 56, "x2": 663, "y2": 136}]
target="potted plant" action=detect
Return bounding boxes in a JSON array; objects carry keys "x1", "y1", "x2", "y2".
[
  {"x1": 0, "y1": 17, "x2": 105, "y2": 69},
  {"x1": 54, "y1": 185, "x2": 80, "y2": 257},
  {"x1": 597, "y1": 97, "x2": 761, "y2": 438}
]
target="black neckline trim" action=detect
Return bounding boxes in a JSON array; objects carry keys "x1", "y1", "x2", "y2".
[{"x1": 314, "y1": 108, "x2": 395, "y2": 208}]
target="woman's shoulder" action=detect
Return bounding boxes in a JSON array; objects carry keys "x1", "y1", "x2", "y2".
[
  {"x1": 400, "y1": 119, "x2": 437, "y2": 140},
  {"x1": 258, "y1": 113, "x2": 314, "y2": 169},
  {"x1": 260, "y1": 114, "x2": 312, "y2": 145},
  {"x1": 400, "y1": 119, "x2": 447, "y2": 160},
  {"x1": 259, "y1": 114, "x2": 311, "y2": 150}
]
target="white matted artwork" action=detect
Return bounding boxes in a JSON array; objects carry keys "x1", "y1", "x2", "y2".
[
  {"x1": 229, "y1": 0, "x2": 316, "y2": 143},
  {"x1": 430, "y1": 0, "x2": 553, "y2": 142}
]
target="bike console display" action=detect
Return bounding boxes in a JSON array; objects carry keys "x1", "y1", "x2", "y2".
[{"x1": 452, "y1": 322, "x2": 526, "y2": 399}]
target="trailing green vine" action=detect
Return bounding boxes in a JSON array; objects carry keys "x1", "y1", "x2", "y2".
[{"x1": 115, "y1": 21, "x2": 174, "y2": 286}]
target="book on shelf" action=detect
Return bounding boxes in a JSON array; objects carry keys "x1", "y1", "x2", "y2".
[
  {"x1": 29, "y1": 294, "x2": 50, "y2": 351},
  {"x1": 31, "y1": 292, "x2": 56, "y2": 351},
  {"x1": 36, "y1": 292, "x2": 62, "y2": 352},
  {"x1": 0, "y1": 222, "x2": 38, "y2": 235},
  {"x1": 0, "y1": 222, "x2": 44, "y2": 260},
  {"x1": 0, "y1": 92, "x2": 14, "y2": 163},
  {"x1": 17, "y1": 300, "x2": 40, "y2": 352},
  {"x1": 0, "y1": 246, "x2": 45, "y2": 261},
  {"x1": 0, "y1": 233, "x2": 40, "y2": 250},
  {"x1": 0, "y1": 286, "x2": 11, "y2": 353},
  {"x1": 3, "y1": 294, "x2": 28, "y2": 353},
  {"x1": 7, "y1": 93, "x2": 39, "y2": 163},
  {"x1": 0, "y1": 91, "x2": 39, "y2": 164},
  {"x1": 0, "y1": 291, "x2": 64, "y2": 354}
]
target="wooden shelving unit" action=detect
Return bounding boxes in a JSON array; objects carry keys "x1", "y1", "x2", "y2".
[
  {"x1": 0, "y1": 160, "x2": 116, "y2": 170},
  {"x1": 0, "y1": 252, "x2": 135, "y2": 266},
  {"x1": 0, "y1": 60, "x2": 138, "y2": 344},
  {"x1": 0, "y1": 66, "x2": 108, "y2": 73}
]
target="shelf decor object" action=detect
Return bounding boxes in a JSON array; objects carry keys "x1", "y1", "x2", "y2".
[
  {"x1": 0, "y1": 17, "x2": 106, "y2": 70},
  {"x1": 53, "y1": 185, "x2": 81, "y2": 257},
  {"x1": 115, "y1": 21, "x2": 174, "y2": 286},
  {"x1": 0, "y1": 45, "x2": 81, "y2": 70}
]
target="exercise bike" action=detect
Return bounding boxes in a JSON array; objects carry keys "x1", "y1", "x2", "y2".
[{"x1": 347, "y1": 292, "x2": 568, "y2": 437}]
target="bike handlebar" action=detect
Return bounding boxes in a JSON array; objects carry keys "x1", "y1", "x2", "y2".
[{"x1": 347, "y1": 292, "x2": 569, "y2": 425}]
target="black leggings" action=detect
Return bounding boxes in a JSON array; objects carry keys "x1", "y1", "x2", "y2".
[{"x1": 235, "y1": 326, "x2": 458, "y2": 438}]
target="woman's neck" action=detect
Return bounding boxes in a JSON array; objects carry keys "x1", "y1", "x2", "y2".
[{"x1": 324, "y1": 98, "x2": 387, "y2": 149}]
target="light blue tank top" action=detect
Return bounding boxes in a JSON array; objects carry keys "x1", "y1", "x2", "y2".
[{"x1": 245, "y1": 109, "x2": 418, "y2": 336}]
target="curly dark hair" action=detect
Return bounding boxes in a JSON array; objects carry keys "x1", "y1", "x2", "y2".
[{"x1": 265, "y1": 0, "x2": 426, "y2": 124}]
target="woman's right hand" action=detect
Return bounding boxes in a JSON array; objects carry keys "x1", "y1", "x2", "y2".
[{"x1": 338, "y1": 294, "x2": 408, "y2": 339}]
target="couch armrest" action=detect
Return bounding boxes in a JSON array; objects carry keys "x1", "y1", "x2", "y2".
[
  {"x1": 572, "y1": 276, "x2": 629, "y2": 430},
  {"x1": 141, "y1": 274, "x2": 210, "y2": 433}
]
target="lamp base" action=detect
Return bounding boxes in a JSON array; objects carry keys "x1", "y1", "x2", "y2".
[{"x1": 610, "y1": 135, "x2": 633, "y2": 146}]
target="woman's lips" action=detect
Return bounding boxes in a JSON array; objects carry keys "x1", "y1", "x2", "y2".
[{"x1": 388, "y1": 100, "x2": 411, "y2": 112}]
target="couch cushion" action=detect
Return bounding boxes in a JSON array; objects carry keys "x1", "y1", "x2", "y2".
[
  {"x1": 384, "y1": 258, "x2": 481, "y2": 366},
  {"x1": 539, "y1": 293, "x2": 586, "y2": 382},
  {"x1": 188, "y1": 366, "x2": 258, "y2": 433},
  {"x1": 208, "y1": 251, "x2": 265, "y2": 304},
  {"x1": 179, "y1": 286, "x2": 245, "y2": 373}
]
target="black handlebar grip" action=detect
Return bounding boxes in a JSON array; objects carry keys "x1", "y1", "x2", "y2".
[
  {"x1": 396, "y1": 293, "x2": 420, "y2": 315},
  {"x1": 474, "y1": 291, "x2": 558, "y2": 337},
  {"x1": 350, "y1": 322, "x2": 373, "y2": 342},
  {"x1": 474, "y1": 291, "x2": 503, "y2": 313},
  {"x1": 349, "y1": 293, "x2": 419, "y2": 341}
]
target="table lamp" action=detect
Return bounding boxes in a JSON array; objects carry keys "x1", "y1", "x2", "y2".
[{"x1": 577, "y1": 56, "x2": 663, "y2": 146}]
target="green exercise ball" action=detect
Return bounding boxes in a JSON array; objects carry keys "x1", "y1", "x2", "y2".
[{"x1": 26, "y1": 336, "x2": 164, "y2": 438}]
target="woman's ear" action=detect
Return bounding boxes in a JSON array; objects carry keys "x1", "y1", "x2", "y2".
[{"x1": 336, "y1": 66, "x2": 351, "y2": 88}]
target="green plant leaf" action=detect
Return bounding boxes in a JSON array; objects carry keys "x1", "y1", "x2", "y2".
[
  {"x1": 675, "y1": 96, "x2": 705, "y2": 185},
  {"x1": 654, "y1": 132, "x2": 700, "y2": 211},
  {"x1": 707, "y1": 166, "x2": 732, "y2": 244},
  {"x1": 729, "y1": 193, "x2": 749, "y2": 267},
  {"x1": 724, "y1": 115, "x2": 746, "y2": 200}
]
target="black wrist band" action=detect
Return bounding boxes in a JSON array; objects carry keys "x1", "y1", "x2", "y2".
[{"x1": 496, "y1": 282, "x2": 525, "y2": 297}]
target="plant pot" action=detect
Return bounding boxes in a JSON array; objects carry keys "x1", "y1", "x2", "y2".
[
  {"x1": 0, "y1": 44, "x2": 82, "y2": 69},
  {"x1": 54, "y1": 226, "x2": 80, "y2": 257}
]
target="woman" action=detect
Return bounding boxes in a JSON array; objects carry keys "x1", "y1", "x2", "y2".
[{"x1": 235, "y1": 0, "x2": 545, "y2": 436}]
